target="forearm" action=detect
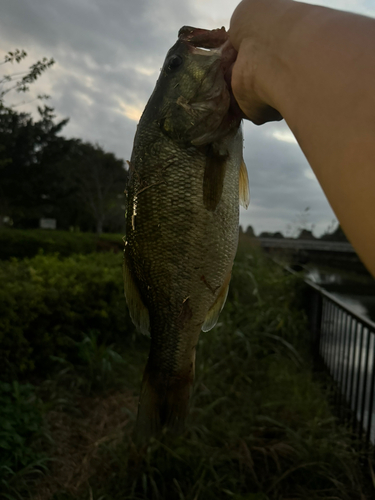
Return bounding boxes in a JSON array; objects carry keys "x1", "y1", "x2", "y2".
[{"x1": 230, "y1": 1, "x2": 375, "y2": 276}]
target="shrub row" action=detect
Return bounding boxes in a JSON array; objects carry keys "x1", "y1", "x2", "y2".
[
  {"x1": 0, "y1": 228, "x2": 124, "y2": 260},
  {"x1": 0, "y1": 252, "x2": 135, "y2": 380}
]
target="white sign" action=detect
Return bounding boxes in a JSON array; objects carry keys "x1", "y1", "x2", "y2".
[{"x1": 39, "y1": 218, "x2": 56, "y2": 230}]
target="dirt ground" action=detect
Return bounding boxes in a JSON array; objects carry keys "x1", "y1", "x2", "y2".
[{"x1": 33, "y1": 390, "x2": 138, "y2": 500}]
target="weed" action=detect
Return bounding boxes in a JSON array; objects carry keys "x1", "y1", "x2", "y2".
[
  {"x1": 0, "y1": 381, "x2": 50, "y2": 498},
  {"x1": 46, "y1": 330, "x2": 131, "y2": 395}
]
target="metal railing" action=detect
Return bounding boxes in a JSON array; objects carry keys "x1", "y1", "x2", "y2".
[{"x1": 306, "y1": 279, "x2": 375, "y2": 450}]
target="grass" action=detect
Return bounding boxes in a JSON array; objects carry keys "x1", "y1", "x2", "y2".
[
  {"x1": 1, "y1": 235, "x2": 374, "y2": 499},
  {"x1": 0, "y1": 381, "x2": 50, "y2": 500}
]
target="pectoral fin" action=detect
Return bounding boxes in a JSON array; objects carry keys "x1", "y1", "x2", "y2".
[
  {"x1": 202, "y1": 272, "x2": 231, "y2": 332},
  {"x1": 239, "y1": 159, "x2": 250, "y2": 209},
  {"x1": 123, "y1": 256, "x2": 150, "y2": 336},
  {"x1": 203, "y1": 145, "x2": 228, "y2": 212}
]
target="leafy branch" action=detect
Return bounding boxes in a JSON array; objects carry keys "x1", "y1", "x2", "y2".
[{"x1": 0, "y1": 49, "x2": 55, "y2": 110}]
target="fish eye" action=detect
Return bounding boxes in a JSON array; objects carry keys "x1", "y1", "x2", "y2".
[{"x1": 167, "y1": 55, "x2": 183, "y2": 70}]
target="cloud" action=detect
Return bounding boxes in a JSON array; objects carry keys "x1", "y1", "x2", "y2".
[
  {"x1": 118, "y1": 101, "x2": 143, "y2": 122},
  {"x1": 191, "y1": 0, "x2": 240, "y2": 29},
  {"x1": 272, "y1": 130, "x2": 298, "y2": 144},
  {"x1": 3, "y1": 0, "x2": 370, "y2": 235},
  {"x1": 0, "y1": 0, "x2": 190, "y2": 162},
  {"x1": 304, "y1": 169, "x2": 317, "y2": 180},
  {"x1": 239, "y1": 120, "x2": 337, "y2": 236}
]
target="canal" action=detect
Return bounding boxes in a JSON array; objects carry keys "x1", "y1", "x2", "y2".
[{"x1": 306, "y1": 265, "x2": 375, "y2": 322}]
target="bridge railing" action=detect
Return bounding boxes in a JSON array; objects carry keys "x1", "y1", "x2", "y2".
[{"x1": 306, "y1": 279, "x2": 375, "y2": 451}]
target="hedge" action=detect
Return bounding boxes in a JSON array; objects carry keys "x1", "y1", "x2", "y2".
[
  {"x1": 0, "y1": 228, "x2": 124, "y2": 260},
  {"x1": 0, "y1": 252, "x2": 135, "y2": 380}
]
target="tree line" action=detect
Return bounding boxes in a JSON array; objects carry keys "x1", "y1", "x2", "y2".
[{"x1": 0, "y1": 50, "x2": 128, "y2": 233}]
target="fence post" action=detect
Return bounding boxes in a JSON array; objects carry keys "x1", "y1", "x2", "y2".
[{"x1": 310, "y1": 289, "x2": 323, "y2": 367}]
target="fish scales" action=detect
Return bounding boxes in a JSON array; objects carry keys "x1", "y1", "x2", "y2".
[
  {"x1": 124, "y1": 26, "x2": 249, "y2": 439},
  {"x1": 128, "y1": 127, "x2": 240, "y2": 363}
]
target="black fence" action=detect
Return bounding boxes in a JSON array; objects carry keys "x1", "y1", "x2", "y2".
[{"x1": 307, "y1": 280, "x2": 375, "y2": 451}]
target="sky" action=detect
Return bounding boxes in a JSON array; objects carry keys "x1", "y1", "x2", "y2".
[{"x1": 1, "y1": 0, "x2": 374, "y2": 236}]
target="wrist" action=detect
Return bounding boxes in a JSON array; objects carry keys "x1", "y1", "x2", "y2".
[{"x1": 229, "y1": 0, "x2": 312, "y2": 118}]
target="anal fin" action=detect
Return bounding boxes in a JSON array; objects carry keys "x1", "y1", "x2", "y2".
[
  {"x1": 123, "y1": 256, "x2": 150, "y2": 336},
  {"x1": 202, "y1": 272, "x2": 231, "y2": 332}
]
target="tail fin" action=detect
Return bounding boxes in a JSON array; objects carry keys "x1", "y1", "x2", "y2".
[{"x1": 133, "y1": 363, "x2": 193, "y2": 442}]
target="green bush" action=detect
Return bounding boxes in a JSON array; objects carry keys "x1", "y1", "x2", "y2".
[
  {"x1": 0, "y1": 252, "x2": 135, "y2": 380},
  {"x1": 0, "y1": 228, "x2": 124, "y2": 260}
]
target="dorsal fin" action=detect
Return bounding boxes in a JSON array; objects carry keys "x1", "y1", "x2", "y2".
[
  {"x1": 123, "y1": 256, "x2": 150, "y2": 336},
  {"x1": 239, "y1": 159, "x2": 250, "y2": 209}
]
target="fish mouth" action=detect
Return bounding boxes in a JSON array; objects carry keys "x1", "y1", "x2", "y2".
[
  {"x1": 177, "y1": 26, "x2": 245, "y2": 145},
  {"x1": 178, "y1": 26, "x2": 236, "y2": 77},
  {"x1": 178, "y1": 26, "x2": 228, "y2": 48}
]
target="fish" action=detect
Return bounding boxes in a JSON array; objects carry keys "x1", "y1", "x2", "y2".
[{"x1": 123, "y1": 26, "x2": 249, "y2": 440}]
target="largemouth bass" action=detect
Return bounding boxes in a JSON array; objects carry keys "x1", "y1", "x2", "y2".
[{"x1": 124, "y1": 26, "x2": 249, "y2": 439}]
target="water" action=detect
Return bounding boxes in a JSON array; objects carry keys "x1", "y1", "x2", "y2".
[{"x1": 306, "y1": 266, "x2": 375, "y2": 322}]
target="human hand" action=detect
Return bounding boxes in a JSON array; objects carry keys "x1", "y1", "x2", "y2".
[{"x1": 229, "y1": 0, "x2": 293, "y2": 124}]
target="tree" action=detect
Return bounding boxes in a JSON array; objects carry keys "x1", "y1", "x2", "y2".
[
  {"x1": 0, "y1": 50, "x2": 128, "y2": 232},
  {"x1": 246, "y1": 225, "x2": 255, "y2": 238},
  {"x1": 69, "y1": 142, "x2": 128, "y2": 234},
  {"x1": 0, "y1": 49, "x2": 56, "y2": 226},
  {"x1": 297, "y1": 229, "x2": 315, "y2": 240},
  {"x1": 0, "y1": 107, "x2": 127, "y2": 231},
  {"x1": 272, "y1": 231, "x2": 284, "y2": 239},
  {"x1": 0, "y1": 49, "x2": 54, "y2": 111},
  {"x1": 0, "y1": 106, "x2": 69, "y2": 227},
  {"x1": 320, "y1": 224, "x2": 348, "y2": 242}
]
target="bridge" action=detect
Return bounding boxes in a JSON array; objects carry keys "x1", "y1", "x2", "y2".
[
  {"x1": 257, "y1": 238, "x2": 356, "y2": 253},
  {"x1": 254, "y1": 237, "x2": 367, "y2": 272}
]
